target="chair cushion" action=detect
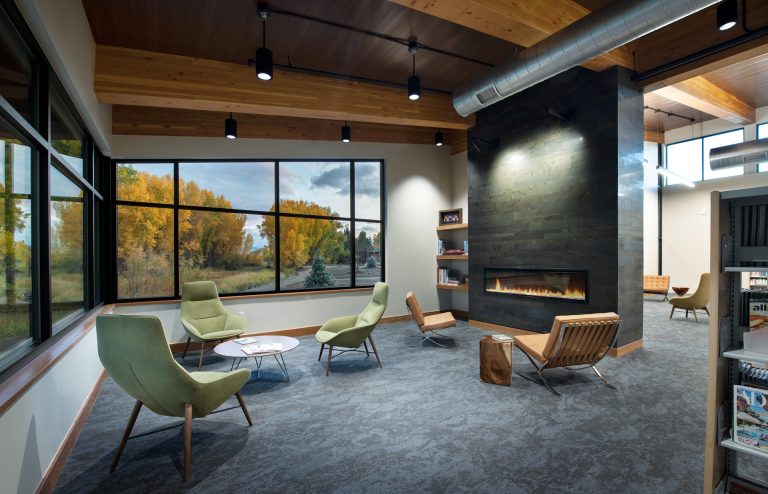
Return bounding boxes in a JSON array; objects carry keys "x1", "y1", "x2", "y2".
[
  {"x1": 197, "y1": 328, "x2": 246, "y2": 341},
  {"x1": 406, "y1": 292, "x2": 425, "y2": 326},
  {"x1": 421, "y1": 312, "x2": 456, "y2": 331},
  {"x1": 514, "y1": 333, "x2": 549, "y2": 364}
]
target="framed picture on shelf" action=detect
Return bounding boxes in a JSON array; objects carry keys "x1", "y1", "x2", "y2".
[{"x1": 439, "y1": 208, "x2": 463, "y2": 226}]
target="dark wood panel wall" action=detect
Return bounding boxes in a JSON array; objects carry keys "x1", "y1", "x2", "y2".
[{"x1": 468, "y1": 66, "x2": 643, "y2": 345}]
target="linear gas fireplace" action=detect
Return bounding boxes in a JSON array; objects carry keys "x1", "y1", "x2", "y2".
[{"x1": 484, "y1": 268, "x2": 588, "y2": 302}]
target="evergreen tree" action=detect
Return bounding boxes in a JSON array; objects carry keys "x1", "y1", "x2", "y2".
[{"x1": 304, "y1": 255, "x2": 335, "y2": 288}]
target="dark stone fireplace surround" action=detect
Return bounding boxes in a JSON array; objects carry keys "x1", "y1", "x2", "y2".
[{"x1": 468, "y1": 66, "x2": 644, "y2": 346}]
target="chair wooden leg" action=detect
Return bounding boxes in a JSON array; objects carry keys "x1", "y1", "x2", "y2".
[
  {"x1": 235, "y1": 391, "x2": 253, "y2": 426},
  {"x1": 363, "y1": 341, "x2": 370, "y2": 356},
  {"x1": 669, "y1": 306, "x2": 675, "y2": 319},
  {"x1": 693, "y1": 309, "x2": 699, "y2": 323},
  {"x1": 704, "y1": 307, "x2": 710, "y2": 316},
  {"x1": 183, "y1": 403, "x2": 192, "y2": 482},
  {"x1": 317, "y1": 343, "x2": 324, "y2": 361},
  {"x1": 326, "y1": 345, "x2": 333, "y2": 376},
  {"x1": 685, "y1": 309, "x2": 689, "y2": 319},
  {"x1": 368, "y1": 335, "x2": 382, "y2": 368},
  {"x1": 110, "y1": 400, "x2": 142, "y2": 473},
  {"x1": 182, "y1": 337, "x2": 191, "y2": 359},
  {"x1": 198, "y1": 341, "x2": 206, "y2": 369}
]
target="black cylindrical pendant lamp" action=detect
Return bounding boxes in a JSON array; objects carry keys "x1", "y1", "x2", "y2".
[
  {"x1": 225, "y1": 113, "x2": 237, "y2": 139},
  {"x1": 255, "y1": 47, "x2": 273, "y2": 80},
  {"x1": 435, "y1": 130, "x2": 443, "y2": 146},
  {"x1": 717, "y1": 0, "x2": 737, "y2": 31},
  {"x1": 408, "y1": 75, "x2": 421, "y2": 101},
  {"x1": 341, "y1": 122, "x2": 351, "y2": 143}
]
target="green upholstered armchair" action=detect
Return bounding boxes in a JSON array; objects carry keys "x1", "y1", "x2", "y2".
[
  {"x1": 180, "y1": 280, "x2": 247, "y2": 368},
  {"x1": 96, "y1": 314, "x2": 252, "y2": 482},
  {"x1": 316, "y1": 282, "x2": 388, "y2": 376}
]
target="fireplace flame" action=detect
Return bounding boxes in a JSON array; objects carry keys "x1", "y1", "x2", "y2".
[{"x1": 488, "y1": 278, "x2": 586, "y2": 301}]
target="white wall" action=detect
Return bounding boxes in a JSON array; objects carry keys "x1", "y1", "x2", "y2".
[
  {"x1": 110, "y1": 136, "x2": 455, "y2": 342},
  {"x1": 15, "y1": 0, "x2": 112, "y2": 154},
  {"x1": 446, "y1": 151, "x2": 469, "y2": 312},
  {"x1": 654, "y1": 107, "x2": 768, "y2": 288},
  {"x1": 0, "y1": 329, "x2": 104, "y2": 494},
  {"x1": 643, "y1": 141, "x2": 660, "y2": 275}
]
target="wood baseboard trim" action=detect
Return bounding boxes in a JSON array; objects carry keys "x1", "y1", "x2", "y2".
[
  {"x1": 168, "y1": 311, "x2": 442, "y2": 352},
  {"x1": 468, "y1": 319, "x2": 539, "y2": 336},
  {"x1": 36, "y1": 369, "x2": 107, "y2": 494},
  {"x1": 608, "y1": 339, "x2": 643, "y2": 358}
]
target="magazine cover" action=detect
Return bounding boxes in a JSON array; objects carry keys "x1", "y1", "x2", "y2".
[
  {"x1": 749, "y1": 291, "x2": 768, "y2": 331},
  {"x1": 733, "y1": 384, "x2": 768, "y2": 452}
]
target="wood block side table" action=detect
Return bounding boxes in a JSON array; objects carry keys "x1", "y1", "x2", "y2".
[{"x1": 480, "y1": 336, "x2": 513, "y2": 385}]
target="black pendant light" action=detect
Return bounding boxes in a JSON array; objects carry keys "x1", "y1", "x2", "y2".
[
  {"x1": 341, "y1": 121, "x2": 351, "y2": 143},
  {"x1": 717, "y1": 0, "x2": 738, "y2": 31},
  {"x1": 225, "y1": 112, "x2": 237, "y2": 139},
  {"x1": 435, "y1": 130, "x2": 444, "y2": 147},
  {"x1": 251, "y1": 4, "x2": 273, "y2": 80},
  {"x1": 408, "y1": 42, "x2": 420, "y2": 101}
]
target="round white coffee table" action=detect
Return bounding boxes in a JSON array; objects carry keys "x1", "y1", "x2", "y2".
[{"x1": 214, "y1": 336, "x2": 300, "y2": 382}]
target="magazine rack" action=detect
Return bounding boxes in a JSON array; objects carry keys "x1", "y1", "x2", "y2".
[{"x1": 707, "y1": 188, "x2": 768, "y2": 493}]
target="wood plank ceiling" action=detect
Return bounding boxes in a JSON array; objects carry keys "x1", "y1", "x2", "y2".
[{"x1": 80, "y1": 0, "x2": 768, "y2": 144}]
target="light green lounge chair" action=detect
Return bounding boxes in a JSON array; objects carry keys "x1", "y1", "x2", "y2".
[
  {"x1": 316, "y1": 282, "x2": 388, "y2": 376},
  {"x1": 96, "y1": 314, "x2": 252, "y2": 482},
  {"x1": 180, "y1": 281, "x2": 247, "y2": 369}
]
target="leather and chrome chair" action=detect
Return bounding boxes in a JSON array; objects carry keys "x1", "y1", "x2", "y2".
[
  {"x1": 669, "y1": 272, "x2": 710, "y2": 322},
  {"x1": 180, "y1": 281, "x2": 246, "y2": 368},
  {"x1": 405, "y1": 291, "x2": 456, "y2": 347},
  {"x1": 96, "y1": 314, "x2": 252, "y2": 481},
  {"x1": 316, "y1": 282, "x2": 388, "y2": 375},
  {"x1": 514, "y1": 312, "x2": 621, "y2": 396}
]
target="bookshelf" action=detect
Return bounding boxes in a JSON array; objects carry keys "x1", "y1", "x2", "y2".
[
  {"x1": 707, "y1": 188, "x2": 768, "y2": 493},
  {"x1": 436, "y1": 219, "x2": 469, "y2": 294}
]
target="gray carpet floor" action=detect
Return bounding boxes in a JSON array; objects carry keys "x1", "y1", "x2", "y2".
[{"x1": 56, "y1": 300, "x2": 709, "y2": 493}]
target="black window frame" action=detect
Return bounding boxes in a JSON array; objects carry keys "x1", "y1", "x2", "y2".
[
  {"x1": 664, "y1": 127, "x2": 745, "y2": 185},
  {"x1": 111, "y1": 159, "x2": 385, "y2": 302},
  {"x1": 0, "y1": 0, "x2": 105, "y2": 375}
]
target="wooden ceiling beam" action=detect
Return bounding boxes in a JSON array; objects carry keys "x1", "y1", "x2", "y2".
[
  {"x1": 112, "y1": 106, "x2": 466, "y2": 152},
  {"x1": 652, "y1": 76, "x2": 755, "y2": 125},
  {"x1": 95, "y1": 45, "x2": 473, "y2": 130},
  {"x1": 388, "y1": 0, "x2": 633, "y2": 71}
]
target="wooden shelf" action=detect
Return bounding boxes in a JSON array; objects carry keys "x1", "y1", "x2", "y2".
[
  {"x1": 436, "y1": 284, "x2": 468, "y2": 292},
  {"x1": 436, "y1": 223, "x2": 468, "y2": 231},
  {"x1": 723, "y1": 349, "x2": 768, "y2": 364},
  {"x1": 437, "y1": 255, "x2": 468, "y2": 260},
  {"x1": 721, "y1": 439, "x2": 768, "y2": 461}
]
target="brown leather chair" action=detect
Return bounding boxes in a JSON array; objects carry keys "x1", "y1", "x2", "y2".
[
  {"x1": 643, "y1": 275, "x2": 670, "y2": 301},
  {"x1": 514, "y1": 312, "x2": 621, "y2": 396},
  {"x1": 405, "y1": 291, "x2": 456, "y2": 347},
  {"x1": 669, "y1": 272, "x2": 710, "y2": 322}
]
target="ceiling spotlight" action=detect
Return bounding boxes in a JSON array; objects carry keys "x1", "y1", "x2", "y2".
[
  {"x1": 408, "y1": 42, "x2": 420, "y2": 101},
  {"x1": 435, "y1": 131, "x2": 444, "y2": 146},
  {"x1": 341, "y1": 121, "x2": 351, "y2": 143},
  {"x1": 717, "y1": 0, "x2": 738, "y2": 31},
  {"x1": 249, "y1": 4, "x2": 273, "y2": 80},
  {"x1": 225, "y1": 112, "x2": 237, "y2": 139}
]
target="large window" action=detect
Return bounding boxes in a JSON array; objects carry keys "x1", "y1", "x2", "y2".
[
  {"x1": 0, "y1": 1, "x2": 104, "y2": 373},
  {"x1": 758, "y1": 123, "x2": 768, "y2": 173},
  {"x1": 665, "y1": 129, "x2": 744, "y2": 185},
  {"x1": 115, "y1": 160, "x2": 384, "y2": 300}
]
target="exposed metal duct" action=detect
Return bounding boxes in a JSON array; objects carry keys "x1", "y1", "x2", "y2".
[
  {"x1": 709, "y1": 138, "x2": 768, "y2": 170},
  {"x1": 453, "y1": 0, "x2": 719, "y2": 117}
]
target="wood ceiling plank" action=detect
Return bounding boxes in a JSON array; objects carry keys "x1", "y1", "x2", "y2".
[
  {"x1": 653, "y1": 76, "x2": 755, "y2": 125},
  {"x1": 388, "y1": 0, "x2": 633, "y2": 69},
  {"x1": 643, "y1": 128, "x2": 664, "y2": 144},
  {"x1": 95, "y1": 45, "x2": 473, "y2": 130},
  {"x1": 112, "y1": 105, "x2": 463, "y2": 149}
]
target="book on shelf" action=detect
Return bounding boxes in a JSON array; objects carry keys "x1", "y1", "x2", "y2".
[
  {"x1": 463, "y1": 240, "x2": 468, "y2": 254},
  {"x1": 446, "y1": 279, "x2": 459, "y2": 286},
  {"x1": 233, "y1": 336, "x2": 259, "y2": 345},
  {"x1": 444, "y1": 249, "x2": 465, "y2": 255},
  {"x1": 241, "y1": 342, "x2": 283, "y2": 355},
  {"x1": 437, "y1": 239, "x2": 446, "y2": 255},
  {"x1": 733, "y1": 384, "x2": 768, "y2": 453},
  {"x1": 491, "y1": 334, "x2": 514, "y2": 343}
]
